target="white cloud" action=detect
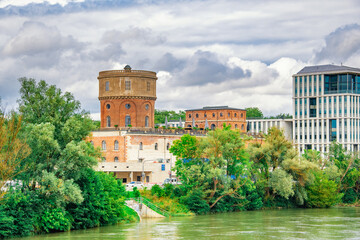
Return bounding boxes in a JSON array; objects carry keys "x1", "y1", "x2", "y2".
[{"x1": 0, "y1": 0, "x2": 85, "y2": 8}]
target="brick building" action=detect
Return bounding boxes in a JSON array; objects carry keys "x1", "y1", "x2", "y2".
[
  {"x1": 98, "y1": 65, "x2": 157, "y2": 129},
  {"x1": 185, "y1": 106, "x2": 247, "y2": 131}
]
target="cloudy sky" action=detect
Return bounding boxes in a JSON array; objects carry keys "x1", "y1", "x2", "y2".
[{"x1": 1, "y1": 0, "x2": 360, "y2": 119}]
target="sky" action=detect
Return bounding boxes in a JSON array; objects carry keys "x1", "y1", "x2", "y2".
[{"x1": 1, "y1": 0, "x2": 360, "y2": 119}]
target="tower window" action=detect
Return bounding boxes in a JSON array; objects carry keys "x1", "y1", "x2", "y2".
[
  {"x1": 147, "y1": 82, "x2": 150, "y2": 91},
  {"x1": 105, "y1": 81, "x2": 109, "y2": 91},
  {"x1": 106, "y1": 104, "x2": 110, "y2": 110},
  {"x1": 145, "y1": 116, "x2": 149, "y2": 127},
  {"x1": 125, "y1": 116, "x2": 131, "y2": 126},
  {"x1": 106, "y1": 116, "x2": 111, "y2": 127},
  {"x1": 125, "y1": 104, "x2": 131, "y2": 109},
  {"x1": 145, "y1": 104, "x2": 149, "y2": 110},
  {"x1": 125, "y1": 80, "x2": 131, "y2": 90}
]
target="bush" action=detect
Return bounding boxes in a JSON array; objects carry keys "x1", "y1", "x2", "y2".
[
  {"x1": 151, "y1": 184, "x2": 164, "y2": 198},
  {"x1": 180, "y1": 189, "x2": 210, "y2": 215},
  {"x1": 40, "y1": 208, "x2": 70, "y2": 233},
  {"x1": 306, "y1": 172, "x2": 343, "y2": 208},
  {"x1": 163, "y1": 184, "x2": 174, "y2": 197},
  {"x1": 133, "y1": 187, "x2": 140, "y2": 198},
  {"x1": 342, "y1": 188, "x2": 358, "y2": 204}
]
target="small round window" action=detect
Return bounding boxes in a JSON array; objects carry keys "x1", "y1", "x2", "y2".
[
  {"x1": 145, "y1": 104, "x2": 149, "y2": 110},
  {"x1": 125, "y1": 104, "x2": 131, "y2": 109},
  {"x1": 106, "y1": 104, "x2": 111, "y2": 110}
]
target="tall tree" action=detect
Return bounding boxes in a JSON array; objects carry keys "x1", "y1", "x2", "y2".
[{"x1": 245, "y1": 107, "x2": 263, "y2": 119}]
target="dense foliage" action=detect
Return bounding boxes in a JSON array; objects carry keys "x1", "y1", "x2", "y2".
[
  {"x1": 154, "y1": 110, "x2": 185, "y2": 124},
  {"x1": 170, "y1": 126, "x2": 357, "y2": 213},
  {"x1": 0, "y1": 78, "x2": 137, "y2": 239}
]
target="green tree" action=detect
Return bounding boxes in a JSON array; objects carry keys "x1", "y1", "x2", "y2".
[
  {"x1": 154, "y1": 110, "x2": 185, "y2": 124},
  {"x1": 0, "y1": 114, "x2": 31, "y2": 199},
  {"x1": 245, "y1": 107, "x2": 263, "y2": 119}
]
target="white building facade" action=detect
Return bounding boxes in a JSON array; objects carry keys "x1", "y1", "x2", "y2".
[
  {"x1": 246, "y1": 118, "x2": 293, "y2": 140},
  {"x1": 293, "y1": 65, "x2": 360, "y2": 153}
]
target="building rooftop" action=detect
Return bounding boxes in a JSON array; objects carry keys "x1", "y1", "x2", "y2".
[
  {"x1": 296, "y1": 64, "x2": 360, "y2": 75},
  {"x1": 185, "y1": 106, "x2": 245, "y2": 111}
]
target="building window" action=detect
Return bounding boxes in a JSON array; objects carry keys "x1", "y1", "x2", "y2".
[
  {"x1": 235, "y1": 124, "x2": 238, "y2": 129},
  {"x1": 220, "y1": 113, "x2": 223, "y2": 117},
  {"x1": 114, "y1": 140, "x2": 119, "y2": 150},
  {"x1": 155, "y1": 143, "x2": 158, "y2": 150},
  {"x1": 240, "y1": 113, "x2": 243, "y2": 118},
  {"x1": 204, "y1": 113, "x2": 207, "y2": 117},
  {"x1": 228, "y1": 113, "x2": 231, "y2": 117},
  {"x1": 196, "y1": 113, "x2": 199, "y2": 118},
  {"x1": 102, "y1": 140, "x2": 106, "y2": 150},
  {"x1": 145, "y1": 104, "x2": 149, "y2": 110},
  {"x1": 106, "y1": 116, "x2": 111, "y2": 127},
  {"x1": 241, "y1": 124, "x2": 244, "y2": 130},
  {"x1": 161, "y1": 164, "x2": 165, "y2": 171},
  {"x1": 139, "y1": 142, "x2": 143, "y2": 150},
  {"x1": 125, "y1": 116, "x2": 131, "y2": 126},
  {"x1": 212, "y1": 113, "x2": 215, "y2": 117},
  {"x1": 147, "y1": 82, "x2": 150, "y2": 91},
  {"x1": 167, "y1": 143, "x2": 170, "y2": 150},
  {"x1": 105, "y1": 81, "x2": 109, "y2": 91},
  {"x1": 125, "y1": 80, "x2": 131, "y2": 90},
  {"x1": 125, "y1": 104, "x2": 131, "y2": 109},
  {"x1": 90, "y1": 141, "x2": 94, "y2": 146},
  {"x1": 189, "y1": 114, "x2": 191, "y2": 118},
  {"x1": 102, "y1": 157, "x2": 106, "y2": 162},
  {"x1": 145, "y1": 116, "x2": 149, "y2": 127},
  {"x1": 114, "y1": 157, "x2": 119, "y2": 162},
  {"x1": 106, "y1": 104, "x2": 111, "y2": 109},
  {"x1": 211, "y1": 124, "x2": 216, "y2": 130},
  {"x1": 235, "y1": 113, "x2": 237, "y2": 117}
]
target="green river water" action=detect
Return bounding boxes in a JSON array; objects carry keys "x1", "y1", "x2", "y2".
[{"x1": 16, "y1": 208, "x2": 360, "y2": 240}]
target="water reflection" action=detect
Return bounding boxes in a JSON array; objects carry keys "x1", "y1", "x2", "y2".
[{"x1": 17, "y1": 208, "x2": 360, "y2": 240}]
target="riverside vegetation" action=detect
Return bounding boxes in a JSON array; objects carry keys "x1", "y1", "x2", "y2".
[
  {"x1": 0, "y1": 78, "x2": 138, "y2": 239},
  {"x1": 1, "y1": 78, "x2": 360, "y2": 238}
]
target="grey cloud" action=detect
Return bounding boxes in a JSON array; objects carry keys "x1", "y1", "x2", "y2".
[
  {"x1": 3, "y1": 21, "x2": 81, "y2": 57},
  {"x1": 102, "y1": 27, "x2": 166, "y2": 46},
  {"x1": 154, "y1": 53, "x2": 185, "y2": 72},
  {"x1": 89, "y1": 43, "x2": 125, "y2": 61},
  {"x1": 173, "y1": 51, "x2": 251, "y2": 86},
  {"x1": 314, "y1": 24, "x2": 360, "y2": 64}
]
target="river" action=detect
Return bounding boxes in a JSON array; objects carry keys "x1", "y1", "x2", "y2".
[{"x1": 17, "y1": 208, "x2": 360, "y2": 239}]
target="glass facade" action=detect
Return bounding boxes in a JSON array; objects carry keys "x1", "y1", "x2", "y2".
[{"x1": 324, "y1": 74, "x2": 360, "y2": 94}]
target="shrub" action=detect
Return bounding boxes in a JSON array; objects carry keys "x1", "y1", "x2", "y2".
[
  {"x1": 163, "y1": 184, "x2": 174, "y2": 197},
  {"x1": 306, "y1": 172, "x2": 343, "y2": 208},
  {"x1": 151, "y1": 184, "x2": 164, "y2": 198},
  {"x1": 133, "y1": 187, "x2": 141, "y2": 198},
  {"x1": 40, "y1": 208, "x2": 70, "y2": 233},
  {"x1": 180, "y1": 189, "x2": 210, "y2": 215}
]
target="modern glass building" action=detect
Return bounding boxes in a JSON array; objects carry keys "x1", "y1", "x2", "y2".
[{"x1": 293, "y1": 64, "x2": 360, "y2": 153}]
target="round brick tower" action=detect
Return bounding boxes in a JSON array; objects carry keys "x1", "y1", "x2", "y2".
[{"x1": 98, "y1": 65, "x2": 157, "y2": 129}]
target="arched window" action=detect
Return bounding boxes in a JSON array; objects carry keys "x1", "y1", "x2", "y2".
[
  {"x1": 234, "y1": 113, "x2": 237, "y2": 117},
  {"x1": 228, "y1": 113, "x2": 231, "y2": 117},
  {"x1": 204, "y1": 113, "x2": 207, "y2": 117},
  {"x1": 102, "y1": 140, "x2": 106, "y2": 150},
  {"x1": 105, "y1": 81, "x2": 109, "y2": 91},
  {"x1": 235, "y1": 124, "x2": 238, "y2": 129},
  {"x1": 189, "y1": 114, "x2": 192, "y2": 118},
  {"x1": 220, "y1": 113, "x2": 223, "y2": 117},
  {"x1": 125, "y1": 116, "x2": 131, "y2": 126},
  {"x1": 145, "y1": 116, "x2": 149, "y2": 127},
  {"x1": 139, "y1": 142, "x2": 143, "y2": 150},
  {"x1": 106, "y1": 116, "x2": 111, "y2": 127},
  {"x1": 102, "y1": 157, "x2": 106, "y2": 162},
  {"x1": 114, "y1": 140, "x2": 119, "y2": 150},
  {"x1": 241, "y1": 113, "x2": 243, "y2": 118},
  {"x1": 211, "y1": 124, "x2": 216, "y2": 130},
  {"x1": 167, "y1": 143, "x2": 170, "y2": 150},
  {"x1": 187, "y1": 125, "x2": 191, "y2": 127},
  {"x1": 212, "y1": 113, "x2": 215, "y2": 117},
  {"x1": 114, "y1": 157, "x2": 119, "y2": 162},
  {"x1": 155, "y1": 143, "x2": 158, "y2": 150},
  {"x1": 241, "y1": 124, "x2": 245, "y2": 130},
  {"x1": 196, "y1": 113, "x2": 199, "y2": 118}
]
